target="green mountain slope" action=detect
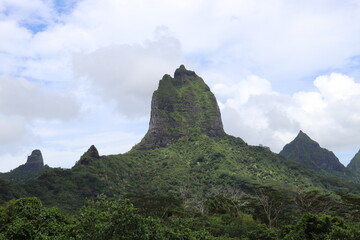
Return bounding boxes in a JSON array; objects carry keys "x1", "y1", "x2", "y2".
[
  {"x1": 2, "y1": 66, "x2": 360, "y2": 212},
  {"x1": 279, "y1": 131, "x2": 346, "y2": 174},
  {"x1": 347, "y1": 150, "x2": 360, "y2": 174},
  {"x1": 19, "y1": 135, "x2": 360, "y2": 212}
]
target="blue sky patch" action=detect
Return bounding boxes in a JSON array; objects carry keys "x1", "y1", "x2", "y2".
[
  {"x1": 54, "y1": 0, "x2": 79, "y2": 15},
  {"x1": 21, "y1": 23, "x2": 48, "y2": 34}
]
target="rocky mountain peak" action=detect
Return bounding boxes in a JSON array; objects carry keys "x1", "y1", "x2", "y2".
[
  {"x1": 136, "y1": 65, "x2": 225, "y2": 149},
  {"x1": 24, "y1": 149, "x2": 44, "y2": 170},
  {"x1": 280, "y1": 131, "x2": 345, "y2": 172},
  {"x1": 85, "y1": 145, "x2": 100, "y2": 158},
  {"x1": 78, "y1": 145, "x2": 100, "y2": 165},
  {"x1": 174, "y1": 64, "x2": 196, "y2": 78}
]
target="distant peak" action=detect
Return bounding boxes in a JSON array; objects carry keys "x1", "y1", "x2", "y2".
[
  {"x1": 25, "y1": 149, "x2": 44, "y2": 170},
  {"x1": 174, "y1": 64, "x2": 196, "y2": 78},
  {"x1": 30, "y1": 149, "x2": 42, "y2": 157},
  {"x1": 296, "y1": 130, "x2": 311, "y2": 140},
  {"x1": 78, "y1": 145, "x2": 100, "y2": 165},
  {"x1": 85, "y1": 145, "x2": 100, "y2": 159},
  {"x1": 280, "y1": 131, "x2": 345, "y2": 172},
  {"x1": 297, "y1": 130, "x2": 305, "y2": 136}
]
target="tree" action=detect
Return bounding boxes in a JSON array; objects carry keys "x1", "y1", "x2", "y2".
[
  {"x1": 283, "y1": 213, "x2": 360, "y2": 240},
  {"x1": 75, "y1": 198, "x2": 151, "y2": 239},
  {"x1": 0, "y1": 197, "x2": 72, "y2": 240},
  {"x1": 253, "y1": 186, "x2": 290, "y2": 228},
  {"x1": 294, "y1": 190, "x2": 337, "y2": 214},
  {"x1": 339, "y1": 194, "x2": 360, "y2": 222}
]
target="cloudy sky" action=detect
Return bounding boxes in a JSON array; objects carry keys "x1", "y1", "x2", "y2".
[{"x1": 1, "y1": 0, "x2": 360, "y2": 171}]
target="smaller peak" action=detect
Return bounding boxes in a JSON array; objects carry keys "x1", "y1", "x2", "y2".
[
  {"x1": 160, "y1": 74, "x2": 172, "y2": 83},
  {"x1": 296, "y1": 130, "x2": 310, "y2": 139},
  {"x1": 86, "y1": 145, "x2": 100, "y2": 159},
  {"x1": 25, "y1": 149, "x2": 44, "y2": 170},
  {"x1": 78, "y1": 145, "x2": 100, "y2": 165},
  {"x1": 162, "y1": 74, "x2": 171, "y2": 79},
  {"x1": 31, "y1": 149, "x2": 42, "y2": 155},
  {"x1": 294, "y1": 131, "x2": 318, "y2": 147},
  {"x1": 174, "y1": 64, "x2": 196, "y2": 78}
]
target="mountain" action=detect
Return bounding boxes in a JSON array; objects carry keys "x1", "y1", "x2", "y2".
[
  {"x1": 3, "y1": 66, "x2": 360, "y2": 212},
  {"x1": 76, "y1": 145, "x2": 100, "y2": 165},
  {"x1": 137, "y1": 65, "x2": 225, "y2": 149},
  {"x1": 347, "y1": 150, "x2": 360, "y2": 174},
  {"x1": 279, "y1": 131, "x2": 346, "y2": 173},
  {"x1": 0, "y1": 150, "x2": 50, "y2": 183}
]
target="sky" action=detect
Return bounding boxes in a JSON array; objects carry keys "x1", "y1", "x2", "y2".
[{"x1": 1, "y1": 0, "x2": 360, "y2": 171}]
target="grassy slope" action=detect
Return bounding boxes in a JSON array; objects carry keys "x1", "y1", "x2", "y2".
[
  {"x1": 15, "y1": 134, "x2": 360, "y2": 212},
  {"x1": 0, "y1": 165, "x2": 51, "y2": 183}
]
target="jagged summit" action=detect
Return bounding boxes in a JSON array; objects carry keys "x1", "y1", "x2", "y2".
[
  {"x1": 0, "y1": 149, "x2": 48, "y2": 183},
  {"x1": 280, "y1": 130, "x2": 345, "y2": 172},
  {"x1": 136, "y1": 65, "x2": 225, "y2": 149},
  {"x1": 174, "y1": 64, "x2": 196, "y2": 78},
  {"x1": 297, "y1": 130, "x2": 311, "y2": 139},
  {"x1": 84, "y1": 145, "x2": 100, "y2": 158},
  {"x1": 21, "y1": 149, "x2": 44, "y2": 171},
  {"x1": 347, "y1": 149, "x2": 360, "y2": 173},
  {"x1": 78, "y1": 145, "x2": 100, "y2": 165}
]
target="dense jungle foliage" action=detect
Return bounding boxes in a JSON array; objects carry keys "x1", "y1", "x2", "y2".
[{"x1": 2, "y1": 191, "x2": 360, "y2": 240}]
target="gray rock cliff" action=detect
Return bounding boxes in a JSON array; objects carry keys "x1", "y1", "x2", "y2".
[{"x1": 19, "y1": 149, "x2": 44, "y2": 171}]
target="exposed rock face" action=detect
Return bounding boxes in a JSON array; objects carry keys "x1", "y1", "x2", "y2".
[
  {"x1": 0, "y1": 149, "x2": 48, "y2": 183},
  {"x1": 78, "y1": 145, "x2": 100, "y2": 165},
  {"x1": 347, "y1": 149, "x2": 360, "y2": 173},
  {"x1": 280, "y1": 131, "x2": 345, "y2": 172},
  {"x1": 19, "y1": 149, "x2": 44, "y2": 171},
  {"x1": 136, "y1": 65, "x2": 225, "y2": 149}
]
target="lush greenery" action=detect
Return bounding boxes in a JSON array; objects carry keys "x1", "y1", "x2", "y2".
[
  {"x1": 2, "y1": 192, "x2": 360, "y2": 240},
  {"x1": 0, "y1": 166, "x2": 50, "y2": 184},
  {"x1": 1, "y1": 134, "x2": 358, "y2": 213}
]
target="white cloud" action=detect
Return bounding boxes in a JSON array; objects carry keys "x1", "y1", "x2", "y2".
[
  {"x1": 73, "y1": 33, "x2": 184, "y2": 118},
  {"x1": 0, "y1": 114, "x2": 39, "y2": 171},
  {"x1": 314, "y1": 73, "x2": 360, "y2": 101},
  {"x1": 0, "y1": 76, "x2": 78, "y2": 120},
  {"x1": 0, "y1": 21, "x2": 32, "y2": 55},
  {"x1": 0, "y1": 0, "x2": 53, "y2": 24},
  {"x1": 213, "y1": 75, "x2": 272, "y2": 106},
  {"x1": 0, "y1": 115, "x2": 32, "y2": 145}
]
